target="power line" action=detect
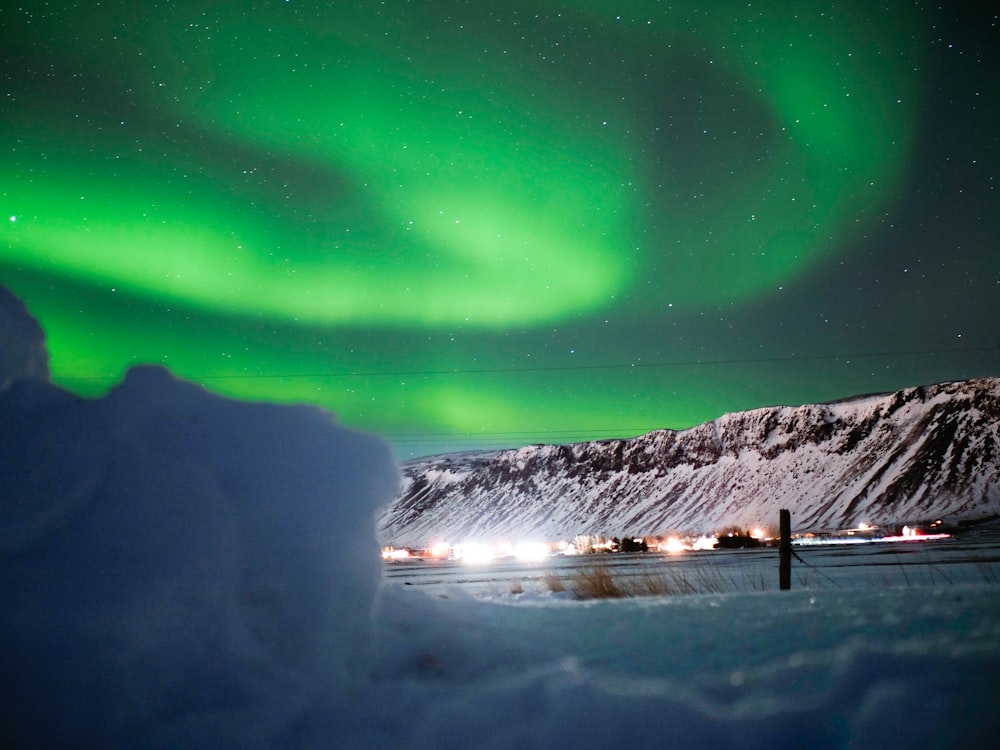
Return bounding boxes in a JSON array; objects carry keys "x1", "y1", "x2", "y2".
[
  {"x1": 385, "y1": 428, "x2": 649, "y2": 438},
  {"x1": 385, "y1": 428, "x2": 659, "y2": 446},
  {"x1": 57, "y1": 345, "x2": 1000, "y2": 382}
]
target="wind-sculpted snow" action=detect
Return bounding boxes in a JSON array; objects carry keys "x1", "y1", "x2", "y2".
[
  {"x1": 0, "y1": 365, "x2": 399, "y2": 748},
  {"x1": 0, "y1": 285, "x2": 49, "y2": 389},
  {"x1": 380, "y1": 380, "x2": 1000, "y2": 545},
  {"x1": 4, "y1": 284, "x2": 1000, "y2": 748}
]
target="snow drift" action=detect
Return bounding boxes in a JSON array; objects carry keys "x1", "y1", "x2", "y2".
[
  {"x1": 0, "y1": 285, "x2": 48, "y2": 389},
  {"x1": 381, "y1": 380, "x2": 1000, "y2": 546},
  {"x1": 0, "y1": 288, "x2": 399, "y2": 748},
  {"x1": 3, "y1": 285, "x2": 999, "y2": 749}
]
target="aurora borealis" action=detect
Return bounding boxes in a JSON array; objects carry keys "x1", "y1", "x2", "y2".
[{"x1": 2, "y1": 1, "x2": 997, "y2": 456}]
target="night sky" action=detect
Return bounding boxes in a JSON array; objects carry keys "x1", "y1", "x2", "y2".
[{"x1": 2, "y1": 1, "x2": 997, "y2": 457}]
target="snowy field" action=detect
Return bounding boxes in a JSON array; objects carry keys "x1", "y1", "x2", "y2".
[
  {"x1": 371, "y1": 577, "x2": 1000, "y2": 750},
  {"x1": 382, "y1": 528, "x2": 1000, "y2": 596},
  {"x1": 368, "y1": 534, "x2": 1000, "y2": 748},
  {"x1": 3, "y1": 286, "x2": 999, "y2": 748}
]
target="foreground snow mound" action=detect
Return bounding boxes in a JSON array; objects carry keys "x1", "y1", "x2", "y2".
[
  {"x1": 3, "y1": 285, "x2": 999, "y2": 749},
  {"x1": 0, "y1": 285, "x2": 49, "y2": 389},
  {"x1": 0, "y1": 365, "x2": 398, "y2": 749},
  {"x1": 362, "y1": 584, "x2": 1000, "y2": 749}
]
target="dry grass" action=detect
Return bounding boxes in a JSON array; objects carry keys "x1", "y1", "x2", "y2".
[
  {"x1": 567, "y1": 562, "x2": 695, "y2": 599},
  {"x1": 627, "y1": 570, "x2": 678, "y2": 597},
  {"x1": 571, "y1": 563, "x2": 627, "y2": 598},
  {"x1": 547, "y1": 559, "x2": 775, "y2": 600},
  {"x1": 539, "y1": 550, "x2": 1000, "y2": 599},
  {"x1": 541, "y1": 571, "x2": 567, "y2": 593}
]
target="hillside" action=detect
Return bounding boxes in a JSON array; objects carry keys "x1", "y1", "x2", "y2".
[{"x1": 379, "y1": 379, "x2": 1000, "y2": 546}]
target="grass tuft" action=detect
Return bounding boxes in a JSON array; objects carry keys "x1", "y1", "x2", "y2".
[
  {"x1": 571, "y1": 563, "x2": 627, "y2": 599},
  {"x1": 551, "y1": 559, "x2": 776, "y2": 600},
  {"x1": 542, "y1": 571, "x2": 567, "y2": 593}
]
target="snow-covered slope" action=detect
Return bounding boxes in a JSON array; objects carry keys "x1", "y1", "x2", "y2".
[{"x1": 379, "y1": 379, "x2": 1000, "y2": 546}]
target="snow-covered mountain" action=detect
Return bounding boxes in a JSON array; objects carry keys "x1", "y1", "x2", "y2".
[{"x1": 379, "y1": 379, "x2": 1000, "y2": 546}]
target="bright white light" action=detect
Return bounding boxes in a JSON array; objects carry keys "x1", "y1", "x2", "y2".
[
  {"x1": 750, "y1": 528, "x2": 765, "y2": 540},
  {"x1": 692, "y1": 535, "x2": 718, "y2": 551},
  {"x1": 430, "y1": 542, "x2": 451, "y2": 557},
  {"x1": 514, "y1": 541, "x2": 549, "y2": 562},
  {"x1": 454, "y1": 543, "x2": 494, "y2": 564},
  {"x1": 381, "y1": 547, "x2": 410, "y2": 561},
  {"x1": 659, "y1": 537, "x2": 687, "y2": 554}
]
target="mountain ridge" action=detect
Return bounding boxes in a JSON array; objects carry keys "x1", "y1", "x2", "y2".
[{"x1": 378, "y1": 378, "x2": 1000, "y2": 546}]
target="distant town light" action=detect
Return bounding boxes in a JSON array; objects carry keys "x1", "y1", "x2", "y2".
[
  {"x1": 514, "y1": 541, "x2": 550, "y2": 561},
  {"x1": 454, "y1": 542, "x2": 494, "y2": 564},
  {"x1": 659, "y1": 537, "x2": 687, "y2": 553}
]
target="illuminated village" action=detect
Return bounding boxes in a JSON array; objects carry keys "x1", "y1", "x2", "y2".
[{"x1": 382, "y1": 521, "x2": 952, "y2": 564}]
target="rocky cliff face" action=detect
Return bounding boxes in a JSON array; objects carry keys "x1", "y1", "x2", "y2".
[{"x1": 378, "y1": 379, "x2": 1000, "y2": 546}]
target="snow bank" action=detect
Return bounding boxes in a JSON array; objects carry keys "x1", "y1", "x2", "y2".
[
  {"x1": 3, "y1": 284, "x2": 998, "y2": 749},
  {"x1": 0, "y1": 285, "x2": 48, "y2": 389},
  {"x1": 366, "y1": 583, "x2": 1000, "y2": 749},
  {"x1": 0, "y1": 286, "x2": 399, "y2": 748}
]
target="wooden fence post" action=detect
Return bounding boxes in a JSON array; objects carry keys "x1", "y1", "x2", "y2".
[{"x1": 779, "y1": 509, "x2": 791, "y2": 590}]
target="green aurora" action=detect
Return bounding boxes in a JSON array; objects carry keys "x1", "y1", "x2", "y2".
[{"x1": 2, "y1": 1, "x2": 997, "y2": 456}]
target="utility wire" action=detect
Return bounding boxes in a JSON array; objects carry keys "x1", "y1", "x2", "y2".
[
  {"x1": 57, "y1": 344, "x2": 1000, "y2": 382},
  {"x1": 790, "y1": 547, "x2": 842, "y2": 588}
]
